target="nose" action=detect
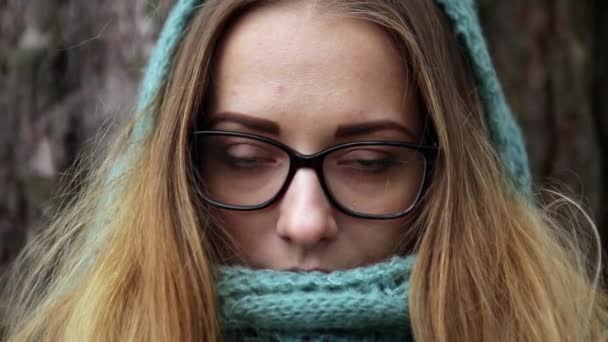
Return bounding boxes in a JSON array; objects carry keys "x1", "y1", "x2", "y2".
[{"x1": 275, "y1": 169, "x2": 338, "y2": 250}]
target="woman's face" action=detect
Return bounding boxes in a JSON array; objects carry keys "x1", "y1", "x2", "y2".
[{"x1": 206, "y1": 2, "x2": 422, "y2": 271}]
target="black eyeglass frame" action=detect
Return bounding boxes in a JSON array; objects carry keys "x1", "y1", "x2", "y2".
[{"x1": 191, "y1": 130, "x2": 438, "y2": 220}]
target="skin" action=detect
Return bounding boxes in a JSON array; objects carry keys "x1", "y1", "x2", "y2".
[{"x1": 208, "y1": 1, "x2": 422, "y2": 271}]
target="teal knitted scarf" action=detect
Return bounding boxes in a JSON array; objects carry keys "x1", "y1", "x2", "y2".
[{"x1": 215, "y1": 255, "x2": 415, "y2": 341}]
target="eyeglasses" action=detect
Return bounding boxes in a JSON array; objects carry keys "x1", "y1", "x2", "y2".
[{"x1": 191, "y1": 130, "x2": 438, "y2": 219}]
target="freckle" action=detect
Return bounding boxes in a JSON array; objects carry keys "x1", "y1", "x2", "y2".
[{"x1": 231, "y1": 90, "x2": 238, "y2": 97}]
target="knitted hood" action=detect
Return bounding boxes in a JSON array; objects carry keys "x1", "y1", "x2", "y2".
[{"x1": 132, "y1": 0, "x2": 531, "y2": 194}]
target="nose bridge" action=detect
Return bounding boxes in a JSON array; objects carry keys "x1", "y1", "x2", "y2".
[
  {"x1": 292, "y1": 150, "x2": 324, "y2": 170},
  {"x1": 276, "y1": 167, "x2": 338, "y2": 248},
  {"x1": 286, "y1": 167, "x2": 326, "y2": 205},
  {"x1": 283, "y1": 151, "x2": 327, "y2": 201}
]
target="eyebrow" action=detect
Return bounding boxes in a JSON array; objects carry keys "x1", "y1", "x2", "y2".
[
  {"x1": 207, "y1": 112, "x2": 280, "y2": 135},
  {"x1": 207, "y1": 111, "x2": 417, "y2": 140},
  {"x1": 335, "y1": 120, "x2": 418, "y2": 140}
]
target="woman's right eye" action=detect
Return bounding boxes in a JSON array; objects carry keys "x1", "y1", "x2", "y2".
[
  {"x1": 217, "y1": 144, "x2": 277, "y2": 169},
  {"x1": 223, "y1": 154, "x2": 272, "y2": 169}
]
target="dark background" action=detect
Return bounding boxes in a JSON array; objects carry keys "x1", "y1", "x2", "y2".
[{"x1": 1, "y1": 0, "x2": 607, "y2": 304}]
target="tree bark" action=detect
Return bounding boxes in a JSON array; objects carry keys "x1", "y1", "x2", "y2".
[
  {"x1": 0, "y1": 0, "x2": 173, "y2": 276},
  {"x1": 478, "y1": 0, "x2": 605, "y2": 241}
]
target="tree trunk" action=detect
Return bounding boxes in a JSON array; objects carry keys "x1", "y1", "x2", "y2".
[
  {"x1": 0, "y1": 0, "x2": 173, "y2": 277},
  {"x1": 478, "y1": 0, "x2": 606, "y2": 249}
]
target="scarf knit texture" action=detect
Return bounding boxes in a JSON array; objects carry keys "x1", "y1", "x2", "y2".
[{"x1": 216, "y1": 256, "x2": 415, "y2": 341}]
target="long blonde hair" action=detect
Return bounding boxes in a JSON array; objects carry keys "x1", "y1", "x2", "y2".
[{"x1": 2, "y1": 0, "x2": 607, "y2": 341}]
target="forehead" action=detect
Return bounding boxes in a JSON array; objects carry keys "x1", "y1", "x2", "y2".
[{"x1": 210, "y1": 2, "x2": 420, "y2": 149}]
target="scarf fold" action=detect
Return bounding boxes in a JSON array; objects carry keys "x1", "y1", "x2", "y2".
[{"x1": 215, "y1": 255, "x2": 415, "y2": 341}]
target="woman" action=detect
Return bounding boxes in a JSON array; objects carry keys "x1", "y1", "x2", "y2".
[{"x1": 2, "y1": 0, "x2": 607, "y2": 340}]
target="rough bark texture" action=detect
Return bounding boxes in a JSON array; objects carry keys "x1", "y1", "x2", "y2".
[
  {"x1": 0, "y1": 0, "x2": 606, "y2": 311},
  {"x1": 0, "y1": 2, "x2": 173, "y2": 324},
  {"x1": 0, "y1": 0, "x2": 173, "y2": 276},
  {"x1": 478, "y1": 0, "x2": 607, "y2": 250}
]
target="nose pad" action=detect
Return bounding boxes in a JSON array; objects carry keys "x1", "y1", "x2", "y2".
[{"x1": 275, "y1": 169, "x2": 338, "y2": 249}]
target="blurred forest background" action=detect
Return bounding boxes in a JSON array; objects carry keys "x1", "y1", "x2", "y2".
[{"x1": 0, "y1": 0, "x2": 607, "y2": 313}]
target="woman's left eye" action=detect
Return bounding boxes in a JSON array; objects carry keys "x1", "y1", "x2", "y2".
[
  {"x1": 339, "y1": 157, "x2": 399, "y2": 171},
  {"x1": 335, "y1": 148, "x2": 402, "y2": 173}
]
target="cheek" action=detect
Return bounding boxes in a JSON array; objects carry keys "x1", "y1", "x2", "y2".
[
  {"x1": 220, "y1": 210, "x2": 274, "y2": 237},
  {"x1": 336, "y1": 215, "x2": 414, "y2": 259},
  {"x1": 216, "y1": 209, "x2": 278, "y2": 260}
]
